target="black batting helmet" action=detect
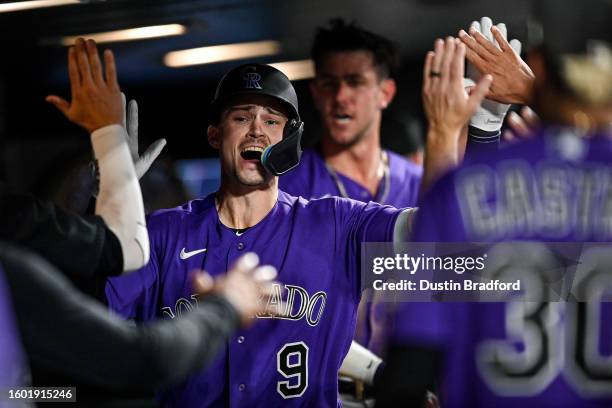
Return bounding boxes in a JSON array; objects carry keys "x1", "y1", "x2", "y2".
[{"x1": 209, "y1": 63, "x2": 300, "y2": 124}]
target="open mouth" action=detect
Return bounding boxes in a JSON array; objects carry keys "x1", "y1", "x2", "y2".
[
  {"x1": 240, "y1": 146, "x2": 264, "y2": 161},
  {"x1": 332, "y1": 113, "x2": 352, "y2": 124}
]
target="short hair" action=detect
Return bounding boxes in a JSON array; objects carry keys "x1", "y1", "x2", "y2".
[{"x1": 311, "y1": 18, "x2": 400, "y2": 80}]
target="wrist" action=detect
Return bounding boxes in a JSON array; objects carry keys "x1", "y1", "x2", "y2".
[{"x1": 426, "y1": 126, "x2": 460, "y2": 152}]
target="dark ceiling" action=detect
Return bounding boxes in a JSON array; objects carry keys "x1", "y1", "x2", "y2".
[{"x1": 0, "y1": 0, "x2": 533, "y2": 190}]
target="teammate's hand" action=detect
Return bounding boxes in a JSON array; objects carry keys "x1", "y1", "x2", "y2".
[
  {"x1": 459, "y1": 18, "x2": 535, "y2": 105},
  {"x1": 423, "y1": 37, "x2": 492, "y2": 141},
  {"x1": 503, "y1": 106, "x2": 540, "y2": 143},
  {"x1": 464, "y1": 17, "x2": 521, "y2": 132},
  {"x1": 192, "y1": 252, "x2": 280, "y2": 326},
  {"x1": 420, "y1": 37, "x2": 492, "y2": 197},
  {"x1": 121, "y1": 94, "x2": 167, "y2": 180},
  {"x1": 46, "y1": 38, "x2": 123, "y2": 134}
]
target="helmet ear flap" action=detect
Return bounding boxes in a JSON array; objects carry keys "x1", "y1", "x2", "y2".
[{"x1": 261, "y1": 120, "x2": 304, "y2": 176}]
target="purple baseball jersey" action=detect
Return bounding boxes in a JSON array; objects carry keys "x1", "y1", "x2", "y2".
[
  {"x1": 279, "y1": 148, "x2": 422, "y2": 207},
  {"x1": 395, "y1": 128, "x2": 612, "y2": 407},
  {"x1": 280, "y1": 148, "x2": 422, "y2": 351},
  {"x1": 105, "y1": 190, "x2": 402, "y2": 407},
  {"x1": 0, "y1": 266, "x2": 28, "y2": 401}
]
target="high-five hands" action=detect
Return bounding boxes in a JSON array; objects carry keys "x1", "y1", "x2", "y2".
[
  {"x1": 46, "y1": 38, "x2": 123, "y2": 134},
  {"x1": 420, "y1": 37, "x2": 492, "y2": 195},
  {"x1": 423, "y1": 37, "x2": 492, "y2": 146},
  {"x1": 459, "y1": 17, "x2": 535, "y2": 105}
]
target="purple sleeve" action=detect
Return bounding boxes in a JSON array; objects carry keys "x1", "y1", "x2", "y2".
[
  {"x1": 105, "y1": 215, "x2": 163, "y2": 321},
  {"x1": 336, "y1": 199, "x2": 403, "y2": 299},
  {"x1": 0, "y1": 267, "x2": 28, "y2": 392}
]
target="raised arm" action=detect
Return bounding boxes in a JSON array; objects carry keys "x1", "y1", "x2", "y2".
[{"x1": 46, "y1": 38, "x2": 148, "y2": 272}]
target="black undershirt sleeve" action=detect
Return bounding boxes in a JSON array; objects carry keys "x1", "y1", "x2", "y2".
[
  {"x1": 0, "y1": 244, "x2": 239, "y2": 392},
  {"x1": 0, "y1": 186, "x2": 124, "y2": 278}
]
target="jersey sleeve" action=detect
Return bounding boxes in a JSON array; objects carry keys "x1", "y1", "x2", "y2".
[
  {"x1": 0, "y1": 187, "x2": 123, "y2": 278},
  {"x1": 105, "y1": 213, "x2": 164, "y2": 321},
  {"x1": 336, "y1": 199, "x2": 404, "y2": 299}
]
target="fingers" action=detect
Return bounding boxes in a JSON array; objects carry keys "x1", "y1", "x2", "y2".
[
  {"x1": 431, "y1": 39, "x2": 444, "y2": 76},
  {"x1": 480, "y1": 16, "x2": 493, "y2": 43},
  {"x1": 140, "y1": 139, "x2": 167, "y2": 165},
  {"x1": 85, "y1": 39, "x2": 104, "y2": 86},
  {"x1": 104, "y1": 49, "x2": 119, "y2": 90},
  {"x1": 509, "y1": 38, "x2": 522, "y2": 55},
  {"x1": 471, "y1": 26, "x2": 500, "y2": 56},
  {"x1": 521, "y1": 105, "x2": 539, "y2": 127},
  {"x1": 45, "y1": 95, "x2": 70, "y2": 116},
  {"x1": 423, "y1": 51, "x2": 434, "y2": 92},
  {"x1": 74, "y1": 38, "x2": 94, "y2": 87},
  {"x1": 193, "y1": 271, "x2": 215, "y2": 294},
  {"x1": 459, "y1": 30, "x2": 487, "y2": 67},
  {"x1": 232, "y1": 252, "x2": 259, "y2": 274},
  {"x1": 67, "y1": 47, "x2": 80, "y2": 98},
  {"x1": 440, "y1": 37, "x2": 456, "y2": 82},
  {"x1": 491, "y1": 25, "x2": 512, "y2": 53},
  {"x1": 451, "y1": 42, "x2": 466, "y2": 82},
  {"x1": 128, "y1": 99, "x2": 138, "y2": 137},
  {"x1": 121, "y1": 92, "x2": 127, "y2": 127},
  {"x1": 467, "y1": 74, "x2": 493, "y2": 113},
  {"x1": 252, "y1": 265, "x2": 277, "y2": 283}
]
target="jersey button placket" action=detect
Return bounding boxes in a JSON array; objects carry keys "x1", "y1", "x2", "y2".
[
  {"x1": 237, "y1": 336, "x2": 245, "y2": 344},
  {"x1": 237, "y1": 242, "x2": 245, "y2": 251},
  {"x1": 238, "y1": 383, "x2": 246, "y2": 391}
]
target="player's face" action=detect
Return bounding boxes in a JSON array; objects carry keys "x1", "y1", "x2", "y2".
[
  {"x1": 208, "y1": 95, "x2": 288, "y2": 187},
  {"x1": 310, "y1": 50, "x2": 396, "y2": 147}
]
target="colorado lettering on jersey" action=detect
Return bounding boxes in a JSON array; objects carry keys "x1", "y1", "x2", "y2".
[
  {"x1": 256, "y1": 283, "x2": 327, "y2": 327},
  {"x1": 456, "y1": 160, "x2": 612, "y2": 240},
  {"x1": 160, "y1": 284, "x2": 327, "y2": 327}
]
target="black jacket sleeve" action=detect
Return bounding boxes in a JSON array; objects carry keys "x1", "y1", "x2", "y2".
[
  {"x1": 0, "y1": 186, "x2": 123, "y2": 278},
  {"x1": 0, "y1": 244, "x2": 240, "y2": 392}
]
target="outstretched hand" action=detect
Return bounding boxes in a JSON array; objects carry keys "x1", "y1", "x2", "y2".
[
  {"x1": 459, "y1": 18, "x2": 535, "y2": 105},
  {"x1": 420, "y1": 37, "x2": 492, "y2": 196},
  {"x1": 192, "y1": 252, "x2": 281, "y2": 327},
  {"x1": 423, "y1": 37, "x2": 492, "y2": 143},
  {"x1": 121, "y1": 94, "x2": 167, "y2": 179},
  {"x1": 46, "y1": 38, "x2": 123, "y2": 134}
]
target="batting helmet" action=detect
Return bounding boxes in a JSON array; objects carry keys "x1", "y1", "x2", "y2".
[{"x1": 209, "y1": 63, "x2": 300, "y2": 124}]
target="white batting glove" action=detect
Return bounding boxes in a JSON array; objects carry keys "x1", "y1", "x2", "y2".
[
  {"x1": 121, "y1": 93, "x2": 167, "y2": 180},
  {"x1": 464, "y1": 17, "x2": 522, "y2": 132}
]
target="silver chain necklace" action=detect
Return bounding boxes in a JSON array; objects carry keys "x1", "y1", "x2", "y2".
[{"x1": 323, "y1": 150, "x2": 391, "y2": 204}]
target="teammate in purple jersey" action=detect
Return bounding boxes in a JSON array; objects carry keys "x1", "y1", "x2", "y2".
[
  {"x1": 380, "y1": 1, "x2": 612, "y2": 407},
  {"x1": 280, "y1": 19, "x2": 422, "y2": 210},
  {"x1": 102, "y1": 57, "x2": 482, "y2": 407}
]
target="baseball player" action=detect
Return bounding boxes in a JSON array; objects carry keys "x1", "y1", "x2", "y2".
[
  {"x1": 277, "y1": 20, "x2": 516, "y2": 399},
  {"x1": 103, "y1": 55, "x2": 491, "y2": 406},
  {"x1": 0, "y1": 38, "x2": 279, "y2": 404},
  {"x1": 380, "y1": 1, "x2": 612, "y2": 407}
]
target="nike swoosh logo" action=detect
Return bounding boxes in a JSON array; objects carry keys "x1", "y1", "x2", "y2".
[
  {"x1": 235, "y1": 231, "x2": 244, "y2": 236},
  {"x1": 180, "y1": 248, "x2": 207, "y2": 260}
]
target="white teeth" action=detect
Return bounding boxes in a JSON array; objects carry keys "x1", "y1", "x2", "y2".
[
  {"x1": 241, "y1": 146, "x2": 265, "y2": 153},
  {"x1": 335, "y1": 117, "x2": 350, "y2": 123}
]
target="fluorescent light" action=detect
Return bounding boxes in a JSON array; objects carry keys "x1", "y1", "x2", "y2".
[
  {"x1": 0, "y1": 0, "x2": 79, "y2": 13},
  {"x1": 61, "y1": 24, "x2": 186, "y2": 45},
  {"x1": 269, "y1": 59, "x2": 314, "y2": 81},
  {"x1": 164, "y1": 40, "x2": 281, "y2": 67}
]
